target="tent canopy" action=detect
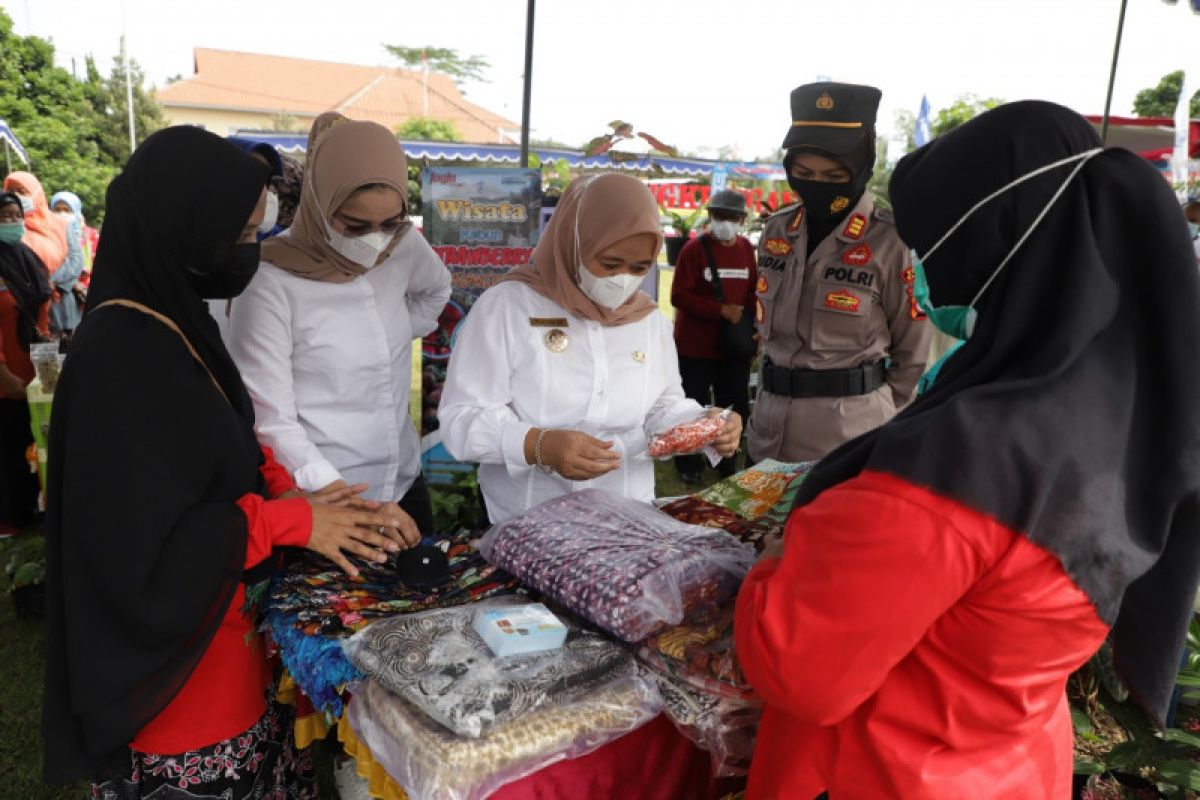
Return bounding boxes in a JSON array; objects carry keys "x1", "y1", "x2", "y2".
[
  {"x1": 232, "y1": 131, "x2": 786, "y2": 180},
  {"x1": 1084, "y1": 114, "x2": 1200, "y2": 161}
]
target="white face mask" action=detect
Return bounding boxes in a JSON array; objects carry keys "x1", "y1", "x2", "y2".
[
  {"x1": 327, "y1": 224, "x2": 393, "y2": 268},
  {"x1": 18, "y1": 196, "x2": 33, "y2": 213},
  {"x1": 577, "y1": 265, "x2": 643, "y2": 309},
  {"x1": 257, "y1": 192, "x2": 279, "y2": 235},
  {"x1": 710, "y1": 220, "x2": 740, "y2": 242},
  {"x1": 911, "y1": 147, "x2": 1104, "y2": 327}
]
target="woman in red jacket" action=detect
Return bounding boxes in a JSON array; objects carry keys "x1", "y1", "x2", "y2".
[
  {"x1": 735, "y1": 101, "x2": 1200, "y2": 798},
  {"x1": 41, "y1": 127, "x2": 414, "y2": 798}
]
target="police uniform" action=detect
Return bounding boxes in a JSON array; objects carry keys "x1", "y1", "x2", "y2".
[{"x1": 748, "y1": 83, "x2": 932, "y2": 463}]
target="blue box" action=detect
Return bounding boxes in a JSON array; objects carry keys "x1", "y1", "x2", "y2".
[{"x1": 473, "y1": 603, "x2": 568, "y2": 658}]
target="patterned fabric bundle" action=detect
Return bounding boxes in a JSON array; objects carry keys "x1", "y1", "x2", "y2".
[
  {"x1": 477, "y1": 490, "x2": 755, "y2": 642},
  {"x1": 648, "y1": 411, "x2": 728, "y2": 458},
  {"x1": 268, "y1": 529, "x2": 520, "y2": 637},
  {"x1": 694, "y1": 459, "x2": 815, "y2": 521},
  {"x1": 342, "y1": 600, "x2": 637, "y2": 738},
  {"x1": 654, "y1": 672, "x2": 762, "y2": 778},
  {"x1": 636, "y1": 606, "x2": 749, "y2": 699},
  {"x1": 347, "y1": 672, "x2": 661, "y2": 800}
]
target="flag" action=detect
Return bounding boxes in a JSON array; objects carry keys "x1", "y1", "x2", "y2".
[{"x1": 914, "y1": 95, "x2": 932, "y2": 148}]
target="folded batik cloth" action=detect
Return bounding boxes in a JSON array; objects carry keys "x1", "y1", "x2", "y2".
[
  {"x1": 268, "y1": 529, "x2": 521, "y2": 637},
  {"x1": 343, "y1": 599, "x2": 637, "y2": 738},
  {"x1": 695, "y1": 459, "x2": 814, "y2": 521},
  {"x1": 347, "y1": 672, "x2": 661, "y2": 800},
  {"x1": 478, "y1": 490, "x2": 755, "y2": 642},
  {"x1": 654, "y1": 671, "x2": 762, "y2": 778},
  {"x1": 635, "y1": 604, "x2": 749, "y2": 699}
]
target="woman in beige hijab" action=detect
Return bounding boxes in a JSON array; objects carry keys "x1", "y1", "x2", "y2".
[
  {"x1": 229, "y1": 119, "x2": 451, "y2": 538},
  {"x1": 438, "y1": 173, "x2": 742, "y2": 524}
]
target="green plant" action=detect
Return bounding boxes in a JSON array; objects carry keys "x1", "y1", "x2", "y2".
[
  {"x1": 5, "y1": 535, "x2": 44, "y2": 589},
  {"x1": 661, "y1": 205, "x2": 706, "y2": 238},
  {"x1": 429, "y1": 470, "x2": 482, "y2": 534}
]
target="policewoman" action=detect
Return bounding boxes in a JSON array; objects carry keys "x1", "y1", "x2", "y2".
[{"x1": 749, "y1": 82, "x2": 931, "y2": 463}]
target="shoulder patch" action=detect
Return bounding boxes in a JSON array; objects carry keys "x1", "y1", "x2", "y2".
[
  {"x1": 763, "y1": 238, "x2": 793, "y2": 257},
  {"x1": 842, "y1": 213, "x2": 868, "y2": 240}
]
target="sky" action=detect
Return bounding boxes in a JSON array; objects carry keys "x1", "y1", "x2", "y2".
[{"x1": 3, "y1": 0, "x2": 1199, "y2": 161}]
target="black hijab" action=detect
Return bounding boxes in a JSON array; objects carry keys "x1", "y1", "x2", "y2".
[
  {"x1": 786, "y1": 133, "x2": 877, "y2": 254},
  {"x1": 0, "y1": 192, "x2": 52, "y2": 345},
  {"x1": 42, "y1": 127, "x2": 270, "y2": 782},
  {"x1": 792, "y1": 101, "x2": 1200, "y2": 727}
]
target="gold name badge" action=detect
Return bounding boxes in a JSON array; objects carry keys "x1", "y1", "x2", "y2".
[
  {"x1": 544, "y1": 329, "x2": 570, "y2": 352},
  {"x1": 529, "y1": 317, "x2": 569, "y2": 328}
]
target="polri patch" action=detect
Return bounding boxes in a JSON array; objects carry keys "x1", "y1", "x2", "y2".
[
  {"x1": 787, "y1": 207, "x2": 805, "y2": 232},
  {"x1": 901, "y1": 265, "x2": 916, "y2": 284},
  {"x1": 756, "y1": 275, "x2": 768, "y2": 293},
  {"x1": 764, "y1": 238, "x2": 793, "y2": 257},
  {"x1": 824, "y1": 289, "x2": 861, "y2": 313},
  {"x1": 843, "y1": 213, "x2": 868, "y2": 240},
  {"x1": 842, "y1": 243, "x2": 873, "y2": 266}
]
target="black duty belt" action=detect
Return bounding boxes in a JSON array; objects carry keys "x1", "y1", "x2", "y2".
[{"x1": 761, "y1": 359, "x2": 886, "y2": 398}]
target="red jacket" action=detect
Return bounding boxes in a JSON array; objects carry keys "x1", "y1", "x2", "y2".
[
  {"x1": 671, "y1": 233, "x2": 756, "y2": 360},
  {"x1": 131, "y1": 446, "x2": 311, "y2": 754},
  {"x1": 734, "y1": 470, "x2": 1109, "y2": 799}
]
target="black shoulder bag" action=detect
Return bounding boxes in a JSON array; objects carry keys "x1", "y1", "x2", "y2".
[{"x1": 700, "y1": 235, "x2": 757, "y2": 362}]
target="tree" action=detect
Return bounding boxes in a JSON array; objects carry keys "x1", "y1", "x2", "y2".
[
  {"x1": 0, "y1": 9, "x2": 115, "y2": 222},
  {"x1": 1133, "y1": 70, "x2": 1200, "y2": 118},
  {"x1": 83, "y1": 40, "x2": 167, "y2": 166},
  {"x1": 932, "y1": 95, "x2": 1004, "y2": 137},
  {"x1": 395, "y1": 117, "x2": 461, "y2": 142},
  {"x1": 383, "y1": 45, "x2": 489, "y2": 88}
]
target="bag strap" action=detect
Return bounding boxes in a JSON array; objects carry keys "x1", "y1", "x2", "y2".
[
  {"x1": 699, "y1": 234, "x2": 726, "y2": 302},
  {"x1": 92, "y1": 299, "x2": 231, "y2": 406}
]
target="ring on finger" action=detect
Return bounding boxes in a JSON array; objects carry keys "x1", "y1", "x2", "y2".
[{"x1": 377, "y1": 526, "x2": 386, "y2": 535}]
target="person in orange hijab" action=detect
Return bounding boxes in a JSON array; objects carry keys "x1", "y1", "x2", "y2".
[{"x1": 3, "y1": 171, "x2": 68, "y2": 279}]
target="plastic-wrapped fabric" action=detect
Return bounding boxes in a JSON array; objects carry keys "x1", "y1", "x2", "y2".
[
  {"x1": 342, "y1": 599, "x2": 637, "y2": 738},
  {"x1": 635, "y1": 605, "x2": 749, "y2": 699},
  {"x1": 694, "y1": 459, "x2": 814, "y2": 521},
  {"x1": 656, "y1": 495, "x2": 750, "y2": 535},
  {"x1": 267, "y1": 528, "x2": 520, "y2": 637},
  {"x1": 647, "y1": 408, "x2": 730, "y2": 459},
  {"x1": 653, "y1": 672, "x2": 762, "y2": 778},
  {"x1": 477, "y1": 489, "x2": 755, "y2": 642},
  {"x1": 346, "y1": 672, "x2": 661, "y2": 800}
]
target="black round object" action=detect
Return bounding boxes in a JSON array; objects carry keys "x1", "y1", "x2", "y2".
[{"x1": 394, "y1": 544, "x2": 451, "y2": 589}]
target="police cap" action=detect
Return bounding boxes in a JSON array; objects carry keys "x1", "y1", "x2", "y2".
[{"x1": 781, "y1": 82, "x2": 881, "y2": 155}]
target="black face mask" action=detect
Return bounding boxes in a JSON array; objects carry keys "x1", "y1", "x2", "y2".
[
  {"x1": 787, "y1": 177, "x2": 857, "y2": 222},
  {"x1": 186, "y1": 241, "x2": 261, "y2": 299}
]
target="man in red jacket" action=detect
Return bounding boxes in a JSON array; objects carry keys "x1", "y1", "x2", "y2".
[{"x1": 670, "y1": 190, "x2": 757, "y2": 484}]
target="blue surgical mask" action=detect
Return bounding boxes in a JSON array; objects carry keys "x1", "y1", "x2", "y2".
[
  {"x1": 911, "y1": 147, "x2": 1104, "y2": 340},
  {"x1": 911, "y1": 256, "x2": 976, "y2": 339},
  {"x1": 0, "y1": 221, "x2": 25, "y2": 246},
  {"x1": 1189, "y1": 221, "x2": 1199, "y2": 240}
]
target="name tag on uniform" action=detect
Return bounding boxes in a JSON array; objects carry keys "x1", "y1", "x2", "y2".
[
  {"x1": 529, "y1": 317, "x2": 569, "y2": 327},
  {"x1": 717, "y1": 268, "x2": 749, "y2": 280}
]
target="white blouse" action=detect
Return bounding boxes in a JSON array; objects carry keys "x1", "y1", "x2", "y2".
[
  {"x1": 438, "y1": 281, "x2": 702, "y2": 523},
  {"x1": 229, "y1": 231, "x2": 452, "y2": 501}
]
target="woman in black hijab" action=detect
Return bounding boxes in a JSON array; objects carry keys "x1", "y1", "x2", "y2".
[
  {"x1": 0, "y1": 191, "x2": 51, "y2": 532},
  {"x1": 735, "y1": 101, "x2": 1200, "y2": 798},
  {"x1": 42, "y1": 126, "x2": 409, "y2": 797}
]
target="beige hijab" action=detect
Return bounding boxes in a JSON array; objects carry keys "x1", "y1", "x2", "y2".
[
  {"x1": 262, "y1": 120, "x2": 411, "y2": 283},
  {"x1": 502, "y1": 173, "x2": 661, "y2": 326}
]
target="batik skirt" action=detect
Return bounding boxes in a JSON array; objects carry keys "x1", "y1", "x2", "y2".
[{"x1": 90, "y1": 701, "x2": 317, "y2": 800}]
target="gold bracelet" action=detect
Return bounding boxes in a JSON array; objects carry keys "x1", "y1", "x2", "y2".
[{"x1": 534, "y1": 428, "x2": 553, "y2": 473}]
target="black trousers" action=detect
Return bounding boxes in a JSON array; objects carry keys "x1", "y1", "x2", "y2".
[
  {"x1": 675, "y1": 355, "x2": 751, "y2": 478},
  {"x1": 397, "y1": 474, "x2": 434, "y2": 536},
  {"x1": 0, "y1": 399, "x2": 39, "y2": 528}
]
